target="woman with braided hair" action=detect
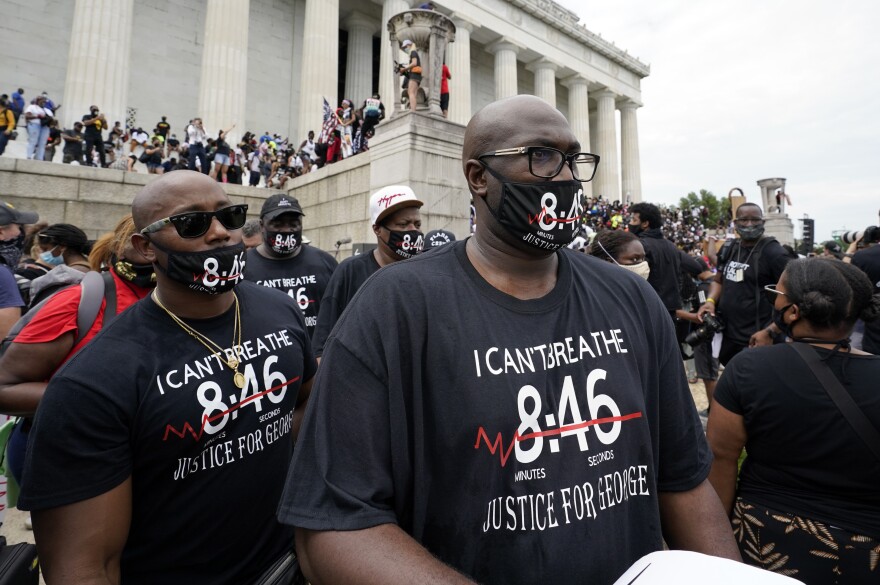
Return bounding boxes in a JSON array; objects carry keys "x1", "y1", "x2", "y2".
[{"x1": 708, "y1": 257, "x2": 880, "y2": 584}]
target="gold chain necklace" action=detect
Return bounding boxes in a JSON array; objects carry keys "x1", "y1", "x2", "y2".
[{"x1": 152, "y1": 290, "x2": 245, "y2": 388}]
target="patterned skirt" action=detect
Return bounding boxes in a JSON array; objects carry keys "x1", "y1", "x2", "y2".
[{"x1": 733, "y1": 498, "x2": 879, "y2": 584}]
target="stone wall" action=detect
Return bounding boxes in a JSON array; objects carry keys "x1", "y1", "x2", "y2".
[
  {"x1": 0, "y1": 158, "x2": 270, "y2": 239},
  {"x1": 288, "y1": 152, "x2": 372, "y2": 255}
]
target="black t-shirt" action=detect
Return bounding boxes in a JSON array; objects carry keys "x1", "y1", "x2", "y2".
[
  {"x1": 852, "y1": 245, "x2": 880, "y2": 354},
  {"x1": 82, "y1": 113, "x2": 103, "y2": 137},
  {"x1": 156, "y1": 121, "x2": 171, "y2": 137},
  {"x1": 638, "y1": 228, "x2": 683, "y2": 311},
  {"x1": 62, "y1": 129, "x2": 84, "y2": 155},
  {"x1": 20, "y1": 282, "x2": 317, "y2": 585},
  {"x1": 244, "y1": 245, "x2": 338, "y2": 339},
  {"x1": 715, "y1": 344, "x2": 880, "y2": 537},
  {"x1": 215, "y1": 137, "x2": 230, "y2": 156},
  {"x1": 279, "y1": 240, "x2": 711, "y2": 585},
  {"x1": 717, "y1": 238, "x2": 791, "y2": 344},
  {"x1": 311, "y1": 250, "x2": 381, "y2": 355}
]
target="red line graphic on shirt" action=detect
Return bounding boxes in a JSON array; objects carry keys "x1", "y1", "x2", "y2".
[
  {"x1": 474, "y1": 411, "x2": 642, "y2": 467},
  {"x1": 162, "y1": 376, "x2": 300, "y2": 442},
  {"x1": 191, "y1": 270, "x2": 244, "y2": 283},
  {"x1": 527, "y1": 207, "x2": 581, "y2": 225}
]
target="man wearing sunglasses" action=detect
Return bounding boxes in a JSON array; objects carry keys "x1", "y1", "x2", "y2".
[
  {"x1": 281, "y1": 95, "x2": 739, "y2": 585},
  {"x1": 697, "y1": 202, "x2": 792, "y2": 365},
  {"x1": 20, "y1": 171, "x2": 317, "y2": 585},
  {"x1": 244, "y1": 193, "x2": 337, "y2": 339}
]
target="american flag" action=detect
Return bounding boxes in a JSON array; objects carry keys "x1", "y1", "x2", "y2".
[{"x1": 318, "y1": 97, "x2": 337, "y2": 143}]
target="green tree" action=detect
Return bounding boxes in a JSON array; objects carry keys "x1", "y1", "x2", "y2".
[{"x1": 678, "y1": 189, "x2": 731, "y2": 228}]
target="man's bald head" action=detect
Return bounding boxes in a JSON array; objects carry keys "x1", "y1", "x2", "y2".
[
  {"x1": 462, "y1": 95, "x2": 574, "y2": 170},
  {"x1": 132, "y1": 170, "x2": 227, "y2": 230}
]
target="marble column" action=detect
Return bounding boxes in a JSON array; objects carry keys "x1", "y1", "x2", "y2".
[
  {"x1": 344, "y1": 12, "x2": 377, "y2": 107},
  {"x1": 594, "y1": 88, "x2": 620, "y2": 201},
  {"x1": 198, "y1": 0, "x2": 250, "y2": 146},
  {"x1": 528, "y1": 59, "x2": 558, "y2": 107},
  {"x1": 619, "y1": 101, "x2": 642, "y2": 203},
  {"x1": 563, "y1": 75, "x2": 592, "y2": 198},
  {"x1": 487, "y1": 39, "x2": 520, "y2": 100},
  {"x1": 447, "y1": 15, "x2": 474, "y2": 124},
  {"x1": 297, "y1": 0, "x2": 340, "y2": 140},
  {"x1": 379, "y1": 0, "x2": 411, "y2": 109},
  {"x1": 62, "y1": 0, "x2": 134, "y2": 131}
]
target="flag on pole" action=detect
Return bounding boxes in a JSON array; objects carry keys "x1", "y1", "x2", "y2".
[{"x1": 318, "y1": 97, "x2": 337, "y2": 143}]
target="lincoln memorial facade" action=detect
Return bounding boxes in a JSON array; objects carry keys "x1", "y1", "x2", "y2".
[{"x1": 3, "y1": 0, "x2": 648, "y2": 203}]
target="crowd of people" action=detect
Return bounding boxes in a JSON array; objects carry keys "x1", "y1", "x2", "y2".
[
  {"x1": 0, "y1": 88, "x2": 387, "y2": 189},
  {"x1": 0, "y1": 93, "x2": 878, "y2": 585}
]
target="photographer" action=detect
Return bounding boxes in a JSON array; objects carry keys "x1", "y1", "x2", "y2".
[
  {"x1": 697, "y1": 203, "x2": 792, "y2": 365},
  {"x1": 82, "y1": 105, "x2": 107, "y2": 167},
  {"x1": 847, "y1": 214, "x2": 880, "y2": 353},
  {"x1": 398, "y1": 39, "x2": 421, "y2": 112}
]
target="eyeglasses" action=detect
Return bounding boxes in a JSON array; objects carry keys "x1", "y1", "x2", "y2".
[
  {"x1": 763, "y1": 284, "x2": 788, "y2": 304},
  {"x1": 477, "y1": 146, "x2": 599, "y2": 182},
  {"x1": 140, "y1": 204, "x2": 249, "y2": 238}
]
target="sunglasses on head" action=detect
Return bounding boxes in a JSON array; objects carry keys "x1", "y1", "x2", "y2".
[{"x1": 140, "y1": 204, "x2": 249, "y2": 238}]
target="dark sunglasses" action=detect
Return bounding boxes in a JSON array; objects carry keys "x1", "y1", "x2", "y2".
[{"x1": 140, "y1": 204, "x2": 249, "y2": 238}]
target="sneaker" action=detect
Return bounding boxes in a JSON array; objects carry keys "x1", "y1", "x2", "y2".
[{"x1": 24, "y1": 514, "x2": 32, "y2": 530}]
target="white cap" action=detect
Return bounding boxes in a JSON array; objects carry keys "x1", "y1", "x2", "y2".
[
  {"x1": 401, "y1": 39, "x2": 413, "y2": 48},
  {"x1": 369, "y1": 185, "x2": 423, "y2": 226}
]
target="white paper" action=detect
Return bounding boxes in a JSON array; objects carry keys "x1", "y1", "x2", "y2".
[{"x1": 613, "y1": 550, "x2": 804, "y2": 585}]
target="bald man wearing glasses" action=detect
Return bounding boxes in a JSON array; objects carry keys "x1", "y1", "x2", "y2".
[
  {"x1": 281, "y1": 96, "x2": 739, "y2": 585},
  {"x1": 19, "y1": 171, "x2": 315, "y2": 585}
]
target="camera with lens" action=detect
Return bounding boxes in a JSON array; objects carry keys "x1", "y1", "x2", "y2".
[
  {"x1": 841, "y1": 226, "x2": 880, "y2": 246},
  {"x1": 685, "y1": 313, "x2": 723, "y2": 348}
]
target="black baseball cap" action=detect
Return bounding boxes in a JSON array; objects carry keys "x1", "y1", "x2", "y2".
[
  {"x1": 0, "y1": 200, "x2": 39, "y2": 226},
  {"x1": 425, "y1": 229, "x2": 456, "y2": 248},
  {"x1": 260, "y1": 194, "x2": 304, "y2": 220}
]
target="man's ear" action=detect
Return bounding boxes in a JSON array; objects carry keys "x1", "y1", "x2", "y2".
[
  {"x1": 130, "y1": 233, "x2": 156, "y2": 262},
  {"x1": 372, "y1": 223, "x2": 382, "y2": 238},
  {"x1": 464, "y1": 160, "x2": 488, "y2": 200},
  {"x1": 787, "y1": 304, "x2": 800, "y2": 323}
]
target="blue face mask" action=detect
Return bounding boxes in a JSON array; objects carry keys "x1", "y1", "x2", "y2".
[{"x1": 40, "y1": 247, "x2": 64, "y2": 266}]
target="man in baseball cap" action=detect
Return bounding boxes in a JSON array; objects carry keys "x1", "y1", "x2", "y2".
[
  {"x1": 243, "y1": 193, "x2": 337, "y2": 339},
  {"x1": 311, "y1": 185, "x2": 423, "y2": 358},
  {"x1": 0, "y1": 200, "x2": 39, "y2": 337}
]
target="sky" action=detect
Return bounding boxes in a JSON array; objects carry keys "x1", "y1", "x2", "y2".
[{"x1": 554, "y1": 0, "x2": 880, "y2": 242}]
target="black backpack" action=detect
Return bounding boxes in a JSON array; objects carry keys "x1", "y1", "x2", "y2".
[{"x1": 0, "y1": 271, "x2": 117, "y2": 358}]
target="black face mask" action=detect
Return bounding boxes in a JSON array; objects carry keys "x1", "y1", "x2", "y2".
[
  {"x1": 0, "y1": 232, "x2": 24, "y2": 268},
  {"x1": 111, "y1": 254, "x2": 156, "y2": 289},
  {"x1": 772, "y1": 303, "x2": 795, "y2": 339},
  {"x1": 383, "y1": 229, "x2": 423, "y2": 259},
  {"x1": 736, "y1": 224, "x2": 765, "y2": 241},
  {"x1": 482, "y1": 165, "x2": 584, "y2": 252},
  {"x1": 628, "y1": 223, "x2": 643, "y2": 236},
  {"x1": 151, "y1": 241, "x2": 246, "y2": 295},
  {"x1": 265, "y1": 229, "x2": 302, "y2": 255}
]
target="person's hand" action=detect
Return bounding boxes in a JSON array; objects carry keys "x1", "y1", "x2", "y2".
[
  {"x1": 696, "y1": 302, "x2": 715, "y2": 321},
  {"x1": 3, "y1": 130, "x2": 10, "y2": 136},
  {"x1": 749, "y1": 328, "x2": 773, "y2": 348}
]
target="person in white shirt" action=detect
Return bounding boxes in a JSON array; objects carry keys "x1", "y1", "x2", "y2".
[
  {"x1": 186, "y1": 118, "x2": 209, "y2": 174},
  {"x1": 24, "y1": 96, "x2": 52, "y2": 160}
]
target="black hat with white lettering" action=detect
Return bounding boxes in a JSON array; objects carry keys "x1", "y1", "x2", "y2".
[
  {"x1": 261, "y1": 193, "x2": 304, "y2": 220},
  {"x1": 424, "y1": 229, "x2": 456, "y2": 249}
]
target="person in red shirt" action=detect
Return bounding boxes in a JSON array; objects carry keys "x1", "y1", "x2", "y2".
[
  {"x1": 0, "y1": 214, "x2": 155, "y2": 484},
  {"x1": 441, "y1": 63, "x2": 451, "y2": 118}
]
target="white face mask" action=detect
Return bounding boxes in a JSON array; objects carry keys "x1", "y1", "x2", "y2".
[
  {"x1": 618, "y1": 260, "x2": 651, "y2": 280},
  {"x1": 595, "y1": 239, "x2": 651, "y2": 280}
]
